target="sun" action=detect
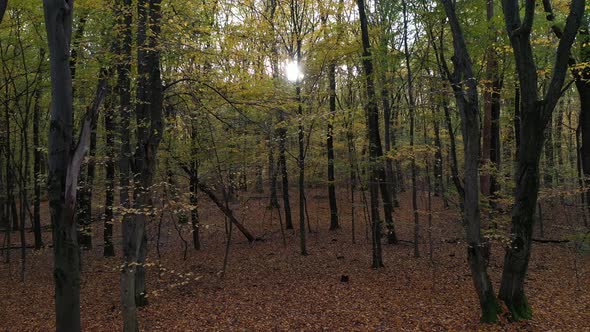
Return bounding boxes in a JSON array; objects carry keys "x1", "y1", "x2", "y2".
[{"x1": 285, "y1": 61, "x2": 303, "y2": 82}]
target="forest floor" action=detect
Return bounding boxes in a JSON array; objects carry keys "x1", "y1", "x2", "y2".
[{"x1": 0, "y1": 188, "x2": 589, "y2": 331}]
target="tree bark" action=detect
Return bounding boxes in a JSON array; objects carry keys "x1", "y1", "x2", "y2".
[
  {"x1": 327, "y1": 62, "x2": 339, "y2": 231},
  {"x1": 482, "y1": 0, "x2": 503, "y2": 198},
  {"x1": 43, "y1": 0, "x2": 80, "y2": 329},
  {"x1": 122, "y1": 0, "x2": 164, "y2": 330},
  {"x1": 403, "y1": 0, "x2": 419, "y2": 257},
  {"x1": 33, "y1": 54, "x2": 44, "y2": 250},
  {"x1": 442, "y1": 0, "x2": 499, "y2": 322},
  {"x1": 103, "y1": 92, "x2": 115, "y2": 257},
  {"x1": 43, "y1": 0, "x2": 105, "y2": 329},
  {"x1": 76, "y1": 67, "x2": 109, "y2": 251},
  {"x1": 499, "y1": 0, "x2": 584, "y2": 320},
  {"x1": 357, "y1": 0, "x2": 393, "y2": 268}
]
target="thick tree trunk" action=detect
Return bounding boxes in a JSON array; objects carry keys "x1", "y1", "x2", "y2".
[
  {"x1": 122, "y1": 1, "x2": 163, "y2": 330},
  {"x1": 544, "y1": 122, "x2": 555, "y2": 187},
  {"x1": 442, "y1": 0, "x2": 499, "y2": 322},
  {"x1": 43, "y1": 0, "x2": 80, "y2": 330},
  {"x1": 500, "y1": 0, "x2": 584, "y2": 320},
  {"x1": 357, "y1": 0, "x2": 392, "y2": 267},
  {"x1": 43, "y1": 0, "x2": 102, "y2": 329},
  {"x1": 579, "y1": 83, "x2": 590, "y2": 219},
  {"x1": 574, "y1": 22, "x2": 590, "y2": 222}
]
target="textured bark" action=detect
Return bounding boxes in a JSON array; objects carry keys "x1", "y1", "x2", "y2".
[
  {"x1": 357, "y1": 0, "x2": 393, "y2": 268},
  {"x1": 122, "y1": 0, "x2": 164, "y2": 330},
  {"x1": 500, "y1": 0, "x2": 584, "y2": 320},
  {"x1": 442, "y1": 0, "x2": 499, "y2": 322},
  {"x1": 43, "y1": 0, "x2": 80, "y2": 330},
  {"x1": 44, "y1": 0, "x2": 104, "y2": 329}
]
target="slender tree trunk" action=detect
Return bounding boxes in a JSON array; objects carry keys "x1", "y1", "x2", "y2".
[
  {"x1": 268, "y1": 132, "x2": 279, "y2": 208},
  {"x1": 104, "y1": 92, "x2": 115, "y2": 257},
  {"x1": 433, "y1": 113, "x2": 446, "y2": 204},
  {"x1": 33, "y1": 60, "x2": 44, "y2": 250},
  {"x1": 327, "y1": 61, "x2": 339, "y2": 230},
  {"x1": 115, "y1": 0, "x2": 134, "y2": 324},
  {"x1": 482, "y1": 0, "x2": 503, "y2": 198},
  {"x1": 77, "y1": 113, "x2": 98, "y2": 250},
  {"x1": 403, "y1": 0, "x2": 419, "y2": 257},
  {"x1": 190, "y1": 128, "x2": 201, "y2": 250}
]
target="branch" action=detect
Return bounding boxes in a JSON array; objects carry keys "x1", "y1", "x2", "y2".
[
  {"x1": 543, "y1": 0, "x2": 585, "y2": 122},
  {"x1": 521, "y1": 0, "x2": 536, "y2": 34},
  {"x1": 197, "y1": 181, "x2": 257, "y2": 243},
  {"x1": 65, "y1": 67, "x2": 110, "y2": 210}
]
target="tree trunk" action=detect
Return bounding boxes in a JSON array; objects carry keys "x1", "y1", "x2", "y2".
[
  {"x1": 327, "y1": 61, "x2": 339, "y2": 231},
  {"x1": 197, "y1": 182, "x2": 256, "y2": 242},
  {"x1": 544, "y1": 120, "x2": 555, "y2": 188},
  {"x1": 482, "y1": 0, "x2": 503, "y2": 198},
  {"x1": 104, "y1": 92, "x2": 115, "y2": 257},
  {"x1": 357, "y1": 0, "x2": 389, "y2": 268},
  {"x1": 115, "y1": 0, "x2": 134, "y2": 325},
  {"x1": 403, "y1": 0, "x2": 419, "y2": 257},
  {"x1": 122, "y1": 0, "x2": 164, "y2": 330},
  {"x1": 499, "y1": 0, "x2": 584, "y2": 320},
  {"x1": 190, "y1": 128, "x2": 201, "y2": 250},
  {"x1": 33, "y1": 59, "x2": 44, "y2": 250},
  {"x1": 278, "y1": 122, "x2": 292, "y2": 229},
  {"x1": 43, "y1": 0, "x2": 97, "y2": 329},
  {"x1": 442, "y1": 0, "x2": 499, "y2": 322}
]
